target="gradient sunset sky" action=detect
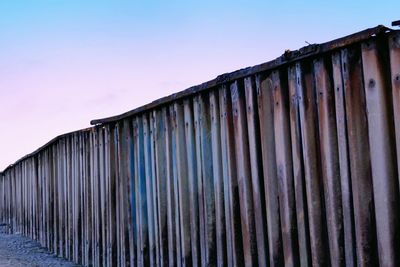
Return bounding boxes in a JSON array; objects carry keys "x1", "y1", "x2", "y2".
[{"x1": 0, "y1": 0, "x2": 398, "y2": 170}]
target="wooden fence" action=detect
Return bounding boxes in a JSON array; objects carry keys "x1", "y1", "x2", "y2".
[{"x1": 1, "y1": 25, "x2": 400, "y2": 266}]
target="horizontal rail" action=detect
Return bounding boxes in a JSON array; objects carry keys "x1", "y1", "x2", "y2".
[{"x1": 90, "y1": 25, "x2": 390, "y2": 125}]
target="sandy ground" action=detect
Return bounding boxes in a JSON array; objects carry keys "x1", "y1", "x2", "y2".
[{"x1": 0, "y1": 225, "x2": 80, "y2": 267}]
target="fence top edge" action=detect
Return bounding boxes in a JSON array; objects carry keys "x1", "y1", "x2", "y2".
[
  {"x1": 0, "y1": 127, "x2": 93, "y2": 175},
  {"x1": 90, "y1": 24, "x2": 393, "y2": 126}
]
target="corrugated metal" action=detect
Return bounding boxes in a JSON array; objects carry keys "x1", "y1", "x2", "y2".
[{"x1": 1, "y1": 26, "x2": 400, "y2": 266}]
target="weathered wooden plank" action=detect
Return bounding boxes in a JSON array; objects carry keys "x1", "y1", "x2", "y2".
[
  {"x1": 52, "y1": 143, "x2": 59, "y2": 255},
  {"x1": 314, "y1": 57, "x2": 345, "y2": 267},
  {"x1": 99, "y1": 127, "x2": 108, "y2": 266},
  {"x1": 296, "y1": 61, "x2": 327, "y2": 266},
  {"x1": 244, "y1": 76, "x2": 268, "y2": 267},
  {"x1": 153, "y1": 109, "x2": 168, "y2": 267},
  {"x1": 196, "y1": 94, "x2": 217, "y2": 266},
  {"x1": 90, "y1": 128, "x2": 101, "y2": 267},
  {"x1": 331, "y1": 52, "x2": 356, "y2": 267},
  {"x1": 287, "y1": 65, "x2": 311, "y2": 267},
  {"x1": 341, "y1": 47, "x2": 377, "y2": 266},
  {"x1": 170, "y1": 105, "x2": 183, "y2": 267},
  {"x1": 114, "y1": 127, "x2": 120, "y2": 267},
  {"x1": 66, "y1": 137, "x2": 72, "y2": 260},
  {"x1": 219, "y1": 85, "x2": 244, "y2": 267},
  {"x1": 193, "y1": 96, "x2": 207, "y2": 266},
  {"x1": 209, "y1": 91, "x2": 227, "y2": 267},
  {"x1": 73, "y1": 134, "x2": 79, "y2": 263},
  {"x1": 183, "y1": 100, "x2": 200, "y2": 267},
  {"x1": 83, "y1": 131, "x2": 92, "y2": 266},
  {"x1": 361, "y1": 38, "x2": 400, "y2": 266},
  {"x1": 173, "y1": 102, "x2": 192, "y2": 266},
  {"x1": 114, "y1": 124, "x2": 122, "y2": 267},
  {"x1": 231, "y1": 80, "x2": 258, "y2": 266},
  {"x1": 143, "y1": 114, "x2": 157, "y2": 267},
  {"x1": 149, "y1": 113, "x2": 160, "y2": 267},
  {"x1": 134, "y1": 116, "x2": 149, "y2": 266},
  {"x1": 124, "y1": 119, "x2": 137, "y2": 267},
  {"x1": 108, "y1": 125, "x2": 118, "y2": 266},
  {"x1": 149, "y1": 112, "x2": 160, "y2": 266},
  {"x1": 104, "y1": 127, "x2": 111, "y2": 267},
  {"x1": 59, "y1": 140, "x2": 65, "y2": 257},
  {"x1": 271, "y1": 70, "x2": 300, "y2": 267},
  {"x1": 256, "y1": 73, "x2": 283, "y2": 266},
  {"x1": 115, "y1": 123, "x2": 123, "y2": 267}
]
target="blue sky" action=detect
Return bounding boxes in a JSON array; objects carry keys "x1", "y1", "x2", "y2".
[{"x1": 0, "y1": 0, "x2": 399, "y2": 169}]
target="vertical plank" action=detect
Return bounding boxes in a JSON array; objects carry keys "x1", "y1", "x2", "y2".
[
  {"x1": 314, "y1": 57, "x2": 345, "y2": 266},
  {"x1": 154, "y1": 110, "x2": 169, "y2": 267},
  {"x1": 194, "y1": 95, "x2": 217, "y2": 265},
  {"x1": 164, "y1": 107, "x2": 177, "y2": 267},
  {"x1": 219, "y1": 85, "x2": 244, "y2": 267},
  {"x1": 331, "y1": 52, "x2": 356, "y2": 267},
  {"x1": 256, "y1": 73, "x2": 283, "y2": 266},
  {"x1": 209, "y1": 91, "x2": 227, "y2": 266},
  {"x1": 170, "y1": 105, "x2": 183, "y2": 267},
  {"x1": 115, "y1": 124, "x2": 122, "y2": 267},
  {"x1": 135, "y1": 116, "x2": 149, "y2": 266},
  {"x1": 52, "y1": 143, "x2": 59, "y2": 255},
  {"x1": 149, "y1": 113, "x2": 160, "y2": 267},
  {"x1": 74, "y1": 134, "x2": 81, "y2": 263},
  {"x1": 115, "y1": 123, "x2": 124, "y2": 267},
  {"x1": 90, "y1": 129, "x2": 99, "y2": 266},
  {"x1": 193, "y1": 96, "x2": 207, "y2": 266},
  {"x1": 231, "y1": 80, "x2": 258, "y2": 266},
  {"x1": 84, "y1": 131, "x2": 92, "y2": 266},
  {"x1": 341, "y1": 47, "x2": 377, "y2": 266},
  {"x1": 390, "y1": 33, "x2": 400, "y2": 193},
  {"x1": 125, "y1": 119, "x2": 137, "y2": 267},
  {"x1": 59, "y1": 140, "x2": 65, "y2": 257},
  {"x1": 271, "y1": 70, "x2": 300, "y2": 266},
  {"x1": 104, "y1": 127, "x2": 111, "y2": 267},
  {"x1": 173, "y1": 102, "x2": 193, "y2": 266},
  {"x1": 143, "y1": 114, "x2": 157, "y2": 266},
  {"x1": 287, "y1": 65, "x2": 311, "y2": 267},
  {"x1": 64, "y1": 138, "x2": 71, "y2": 259},
  {"x1": 108, "y1": 125, "x2": 118, "y2": 266},
  {"x1": 244, "y1": 77, "x2": 268, "y2": 267},
  {"x1": 361, "y1": 38, "x2": 399, "y2": 266},
  {"x1": 183, "y1": 100, "x2": 201, "y2": 267},
  {"x1": 297, "y1": 61, "x2": 327, "y2": 266},
  {"x1": 99, "y1": 127, "x2": 107, "y2": 266}
]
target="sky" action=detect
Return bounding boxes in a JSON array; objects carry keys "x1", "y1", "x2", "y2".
[{"x1": 0, "y1": 0, "x2": 399, "y2": 170}]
